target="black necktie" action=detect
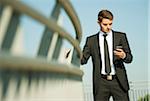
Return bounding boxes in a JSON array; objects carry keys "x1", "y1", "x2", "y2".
[{"x1": 103, "y1": 34, "x2": 111, "y2": 74}]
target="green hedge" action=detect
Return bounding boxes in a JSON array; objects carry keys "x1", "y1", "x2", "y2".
[{"x1": 138, "y1": 94, "x2": 150, "y2": 101}]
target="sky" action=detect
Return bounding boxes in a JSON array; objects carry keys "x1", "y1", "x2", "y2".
[
  {"x1": 149, "y1": 0, "x2": 150, "y2": 85},
  {"x1": 20, "y1": 0, "x2": 149, "y2": 85}
]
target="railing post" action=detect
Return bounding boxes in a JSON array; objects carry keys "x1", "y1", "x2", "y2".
[
  {"x1": 0, "y1": 5, "x2": 4, "y2": 19},
  {"x1": 71, "y1": 48, "x2": 80, "y2": 66},
  {"x1": 37, "y1": 1, "x2": 61, "y2": 58},
  {"x1": 1, "y1": 11, "x2": 20, "y2": 51}
]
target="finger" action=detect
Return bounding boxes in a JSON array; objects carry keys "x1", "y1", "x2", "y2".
[
  {"x1": 114, "y1": 50, "x2": 118, "y2": 53},
  {"x1": 115, "y1": 49, "x2": 123, "y2": 52}
]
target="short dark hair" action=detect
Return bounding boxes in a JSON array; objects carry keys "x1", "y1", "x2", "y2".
[{"x1": 98, "y1": 10, "x2": 113, "y2": 22}]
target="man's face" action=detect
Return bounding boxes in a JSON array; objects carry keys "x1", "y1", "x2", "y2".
[{"x1": 99, "y1": 18, "x2": 113, "y2": 33}]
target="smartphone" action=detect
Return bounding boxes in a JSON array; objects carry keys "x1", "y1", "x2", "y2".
[
  {"x1": 115, "y1": 46, "x2": 123, "y2": 52},
  {"x1": 116, "y1": 46, "x2": 123, "y2": 49}
]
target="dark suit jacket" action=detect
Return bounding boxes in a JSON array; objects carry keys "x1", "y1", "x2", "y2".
[{"x1": 81, "y1": 30, "x2": 133, "y2": 94}]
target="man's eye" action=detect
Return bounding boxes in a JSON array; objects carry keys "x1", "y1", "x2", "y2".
[{"x1": 103, "y1": 24, "x2": 107, "y2": 26}]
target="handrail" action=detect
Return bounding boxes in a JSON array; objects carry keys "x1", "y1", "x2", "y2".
[
  {"x1": 0, "y1": 52, "x2": 83, "y2": 77},
  {"x1": 0, "y1": 0, "x2": 82, "y2": 58},
  {"x1": 58, "y1": 0, "x2": 82, "y2": 42}
]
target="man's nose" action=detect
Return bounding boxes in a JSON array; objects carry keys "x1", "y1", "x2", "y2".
[{"x1": 107, "y1": 25, "x2": 111, "y2": 29}]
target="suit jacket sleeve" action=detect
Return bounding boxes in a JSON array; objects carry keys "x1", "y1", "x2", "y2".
[
  {"x1": 121, "y1": 33, "x2": 133, "y2": 63},
  {"x1": 81, "y1": 37, "x2": 91, "y2": 65}
]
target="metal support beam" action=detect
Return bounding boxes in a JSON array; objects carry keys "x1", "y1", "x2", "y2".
[
  {"x1": 52, "y1": 36, "x2": 62, "y2": 60},
  {"x1": 0, "y1": 5, "x2": 3, "y2": 19},
  {"x1": 71, "y1": 48, "x2": 80, "y2": 66},
  {"x1": 1, "y1": 11, "x2": 20, "y2": 51},
  {"x1": 37, "y1": 2, "x2": 61, "y2": 57}
]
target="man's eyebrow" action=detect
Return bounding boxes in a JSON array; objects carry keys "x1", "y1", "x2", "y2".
[{"x1": 102, "y1": 23, "x2": 112, "y2": 25}]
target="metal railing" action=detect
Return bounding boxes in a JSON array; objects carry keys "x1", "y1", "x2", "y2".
[
  {"x1": 129, "y1": 81, "x2": 150, "y2": 101},
  {"x1": 0, "y1": 0, "x2": 84, "y2": 100},
  {"x1": 0, "y1": 0, "x2": 82, "y2": 58}
]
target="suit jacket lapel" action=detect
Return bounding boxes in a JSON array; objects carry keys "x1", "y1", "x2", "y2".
[
  {"x1": 112, "y1": 30, "x2": 118, "y2": 62},
  {"x1": 95, "y1": 32, "x2": 102, "y2": 63},
  {"x1": 112, "y1": 30, "x2": 117, "y2": 50}
]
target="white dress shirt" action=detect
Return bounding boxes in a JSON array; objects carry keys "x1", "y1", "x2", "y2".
[{"x1": 99, "y1": 30, "x2": 115, "y2": 75}]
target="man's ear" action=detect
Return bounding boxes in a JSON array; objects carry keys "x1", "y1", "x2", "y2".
[{"x1": 97, "y1": 20, "x2": 101, "y2": 25}]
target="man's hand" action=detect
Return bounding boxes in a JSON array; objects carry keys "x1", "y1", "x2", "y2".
[{"x1": 114, "y1": 49, "x2": 126, "y2": 59}]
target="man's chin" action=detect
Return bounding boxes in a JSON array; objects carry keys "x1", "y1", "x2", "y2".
[{"x1": 105, "y1": 31, "x2": 110, "y2": 33}]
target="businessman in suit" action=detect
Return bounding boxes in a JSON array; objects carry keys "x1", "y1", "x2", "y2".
[{"x1": 81, "y1": 10, "x2": 133, "y2": 101}]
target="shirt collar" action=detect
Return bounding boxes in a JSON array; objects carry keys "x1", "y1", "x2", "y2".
[{"x1": 99, "y1": 30, "x2": 112, "y2": 37}]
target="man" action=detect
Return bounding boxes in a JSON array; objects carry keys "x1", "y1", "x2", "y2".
[{"x1": 81, "y1": 10, "x2": 133, "y2": 101}]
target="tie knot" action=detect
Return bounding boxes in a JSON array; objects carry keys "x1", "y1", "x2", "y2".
[{"x1": 103, "y1": 33, "x2": 107, "y2": 37}]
